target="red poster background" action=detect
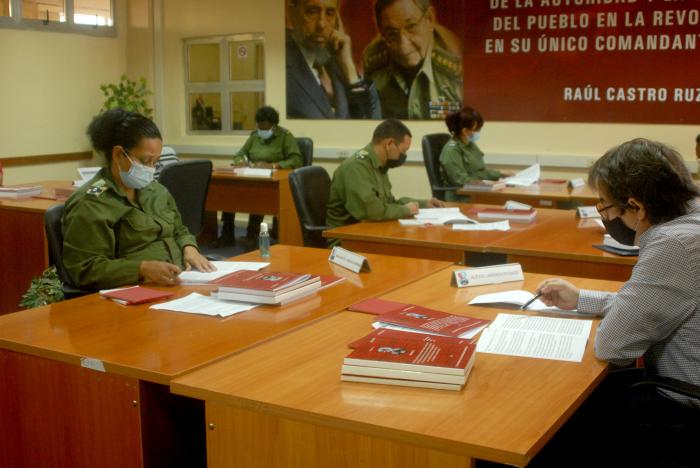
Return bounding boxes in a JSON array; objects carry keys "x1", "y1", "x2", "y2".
[{"x1": 463, "y1": 1, "x2": 700, "y2": 124}]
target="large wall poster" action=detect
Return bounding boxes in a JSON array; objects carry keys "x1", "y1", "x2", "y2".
[
  {"x1": 285, "y1": 0, "x2": 466, "y2": 120},
  {"x1": 464, "y1": 1, "x2": 700, "y2": 124}
]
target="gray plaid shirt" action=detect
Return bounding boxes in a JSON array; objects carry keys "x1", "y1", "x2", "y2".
[{"x1": 578, "y1": 199, "x2": 700, "y2": 408}]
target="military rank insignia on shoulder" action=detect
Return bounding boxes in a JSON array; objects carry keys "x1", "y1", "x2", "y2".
[
  {"x1": 447, "y1": 141, "x2": 457, "y2": 147},
  {"x1": 87, "y1": 179, "x2": 108, "y2": 197},
  {"x1": 354, "y1": 150, "x2": 368, "y2": 160}
]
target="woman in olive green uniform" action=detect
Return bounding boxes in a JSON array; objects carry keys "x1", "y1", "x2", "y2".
[
  {"x1": 62, "y1": 109, "x2": 213, "y2": 290},
  {"x1": 438, "y1": 107, "x2": 505, "y2": 202},
  {"x1": 219, "y1": 106, "x2": 303, "y2": 246}
]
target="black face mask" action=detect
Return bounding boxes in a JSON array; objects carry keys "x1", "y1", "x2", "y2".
[
  {"x1": 602, "y1": 217, "x2": 636, "y2": 246},
  {"x1": 385, "y1": 152, "x2": 407, "y2": 169}
]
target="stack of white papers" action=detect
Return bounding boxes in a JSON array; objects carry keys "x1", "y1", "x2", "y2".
[
  {"x1": 0, "y1": 185, "x2": 43, "y2": 198},
  {"x1": 453, "y1": 221, "x2": 510, "y2": 231},
  {"x1": 178, "y1": 261, "x2": 269, "y2": 284},
  {"x1": 476, "y1": 313, "x2": 593, "y2": 362},
  {"x1": 400, "y1": 207, "x2": 476, "y2": 226},
  {"x1": 150, "y1": 292, "x2": 256, "y2": 318},
  {"x1": 504, "y1": 163, "x2": 540, "y2": 187},
  {"x1": 234, "y1": 167, "x2": 273, "y2": 177}
]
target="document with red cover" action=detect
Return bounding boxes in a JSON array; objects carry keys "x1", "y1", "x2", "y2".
[
  {"x1": 375, "y1": 304, "x2": 490, "y2": 339},
  {"x1": 101, "y1": 286, "x2": 174, "y2": 305},
  {"x1": 318, "y1": 275, "x2": 345, "y2": 290},
  {"x1": 211, "y1": 270, "x2": 318, "y2": 296},
  {"x1": 347, "y1": 327, "x2": 473, "y2": 349},
  {"x1": 343, "y1": 329, "x2": 476, "y2": 376},
  {"x1": 348, "y1": 298, "x2": 407, "y2": 315}
]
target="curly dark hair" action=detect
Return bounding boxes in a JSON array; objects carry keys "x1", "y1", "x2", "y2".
[
  {"x1": 588, "y1": 138, "x2": 699, "y2": 225},
  {"x1": 254, "y1": 106, "x2": 280, "y2": 125},
  {"x1": 87, "y1": 109, "x2": 161, "y2": 163}
]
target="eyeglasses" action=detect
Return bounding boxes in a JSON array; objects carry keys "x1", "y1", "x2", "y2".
[
  {"x1": 381, "y1": 12, "x2": 427, "y2": 46},
  {"x1": 124, "y1": 150, "x2": 158, "y2": 168},
  {"x1": 596, "y1": 201, "x2": 616, "y2": 215}
]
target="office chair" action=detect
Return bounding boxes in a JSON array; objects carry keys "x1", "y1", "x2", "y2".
[
  {"x1": 288, "y1": 166, "x2": 331, "y2": 248},
  {"x1": 421, "y1": 133, "x2": 460, "y2": 201},
  {"x1": 158, "y1": 160, "x2": 224, "y2": 260},
  {"x1": 44, "y1": 204, "x2": 92, "y2": 299},
  {"x1": 295, "y1": 137, "x2": 314, "y2": 167}
]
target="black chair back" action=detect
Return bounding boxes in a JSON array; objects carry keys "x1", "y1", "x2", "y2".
[
  {"x1": 295, "y1": 137, "x2": 314, "y2": 167},
  {"x1": 421, "y1": 133, "x2": 459, "y2": 200},
  {"x1": 158, "y1": 160, "x2": 213, "y2": 237},
  {"x1": 289, "y1": 166, "x2": 331, "y2": 248},
  {"x1": 44, "y1": 204, "x2": 90, "y2": 297}
]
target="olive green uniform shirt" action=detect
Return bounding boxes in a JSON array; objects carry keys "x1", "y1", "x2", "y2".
[
  {"x1": 439, "y1": 137, "x2": 502, "y2": 202},
  {"x1": 326, "y1": 144, "x2": 426, "y2": 230},
  {"x1": 232, "y1": 126, "x2": 303, "y2": 169},
  {"x1": 363, "y1": 28, "x2": 462, "y2": 120},
  {"x1": 62, "y1": 168, "x2": 197, "y2": 289}
]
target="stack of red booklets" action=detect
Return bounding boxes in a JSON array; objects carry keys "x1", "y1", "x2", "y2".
[
  {"x1": 342, "y1": 328, "x2": 476, "y2": 391},
  {"x1": 210, "y1": 270, "x2": 325, "y2": 305},
  {"x1": 350, "y1": 298, "x2": 490, "y2": 339},
  {"x1": 467, "y1": 207, "x2": 537, "y2": 223}
]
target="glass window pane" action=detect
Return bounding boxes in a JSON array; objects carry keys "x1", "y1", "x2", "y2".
[
  {"x1": 22, "y1": 0, "x2": 65, "y2": 22},
  {"x1": 74, "y1": 0, "x2": 112, "y2": 26},
  {"x1": 231, "y1": 92, "x2": 264, "y2": 131},
  {"x1": 189, "y1": 93, "x2": 222, "y2": 131},
  {"x1": 187, "y1": 43, "x2": 220, "y2": 83},
  {"x1": 229, "y1": 40, "x2": 264, "y2": 81}
]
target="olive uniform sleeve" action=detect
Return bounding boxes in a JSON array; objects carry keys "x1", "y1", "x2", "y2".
[
  {"x1": 62, "y1": 198, "x2": 141, "y2": 289},
  {"x1": 233, "y1": 134, "x2": 254, "y2": 165},
  {"x1": 278, "y1": 133, "x2": 303, "y2": 169},
  {"x1": 342, "y1": 163, "x2": 411, "y2": 221}
]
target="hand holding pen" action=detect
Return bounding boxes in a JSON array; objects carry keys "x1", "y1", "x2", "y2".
[{"x1": 534, "y1": 279, "x2": 580, "y2": 311}]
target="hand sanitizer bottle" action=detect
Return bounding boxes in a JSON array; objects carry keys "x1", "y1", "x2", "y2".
[{"x1": 258, "y1": 222, "x2": 270, "y2": 258}]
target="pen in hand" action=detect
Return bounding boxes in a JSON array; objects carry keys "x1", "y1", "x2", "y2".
[{"x1": 520, "y1": 292, "x2": 542, "y2": 310}]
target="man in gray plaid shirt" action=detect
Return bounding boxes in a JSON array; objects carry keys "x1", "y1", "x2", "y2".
[{"x1": 531, "y1": 138, "x2": 700, "y2": 467}]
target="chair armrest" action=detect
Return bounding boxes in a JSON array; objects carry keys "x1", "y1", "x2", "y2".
[
  {"x1": 627, "y1": 375, "x2": 700, "y2": 400},
  {"x1": 303, "y1": 224, "x2": 331, "y2": 232}
]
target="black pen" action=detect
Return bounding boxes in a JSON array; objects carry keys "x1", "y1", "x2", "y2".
[{"x1": 520, "y1": 292, "x2": 542, "y2": 310}]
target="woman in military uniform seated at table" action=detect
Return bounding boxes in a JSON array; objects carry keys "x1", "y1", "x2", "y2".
[
  {"x1": 218, "y1": 106, "x2": 303, "y2": 247},
  {"x1": 62, "y1": 109, "x2": 214, "y2": 290},
  {"x1": 438, "y1": 106, "x2": 508, "y2": 202}
]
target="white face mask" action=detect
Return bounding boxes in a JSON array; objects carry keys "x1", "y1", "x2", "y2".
[
  {"x1": 120, "y1": 151, "x2": 155, "y2": 189},
  {"x1": 257, "y1": 128, "x2": 274, "y2": 140},
  {"x1": 469, "y1": 131, "x2": 481, "y2": 142}
]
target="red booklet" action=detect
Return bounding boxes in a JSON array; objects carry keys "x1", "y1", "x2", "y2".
[
  {"x1": 319, "y1": 275, "x2": 345, "y2": 290},
  {"x1": 376, "y1": 304, "x2": 490, "y2": 339},
  {"x1": 211, "y1": 270, "x2": 318, "y2": 296},
  {"x1": 101, "y1": 286, "x2": 173, "y2": 305},
  {"x1": 348, "y1": 298, "x2": 407, "y2": 315},
  {"x1": 347, "y1": 327, "x2": 473, "y2": 349},
  {"x1": 343, "y1": 329, "x2": 476, "y2": 376}
]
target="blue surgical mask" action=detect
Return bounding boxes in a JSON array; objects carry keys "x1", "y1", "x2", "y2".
[
  {"x1": 120, "y1": 151, "x2": 155, "y2": 190},
  {"x1": 257, "y1": 128, "x2": 273, "y2": 140},
  {"x1": 469, "y1": 132, "x2": 481, "y2": 143}
]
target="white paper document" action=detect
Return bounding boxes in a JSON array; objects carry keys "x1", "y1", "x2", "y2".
[
  {"x1": 452, "y1": 220, "x2": 510, "y2": 231},
  {"x1": 407, "y1": 207, "x2": 477, "y2": 226},
  {"x1": 469, "y1": 290, "x2": 562, "y2": 311},
  {"x1": 150, "y1": 292, "x2": 256, "y2": 318},
  {"x1": 235, "y1": 167, "x2": 273, "y2": 177},
  {"x1": 178, "y1": 261, "x2": 270, "y2": 284},
  {"x1": 504, "y1": 200, "x2": 532, "y2": 210},
  {"x1": 504, "y1": 163, "x2": 540, "y2": 187},
  {"x1": 476, "y1": 313, "x2": 593, "y2": 362}
]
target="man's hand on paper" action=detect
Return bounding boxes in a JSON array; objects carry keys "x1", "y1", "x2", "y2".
[{"x1": 536, "y1": 278, "x2": 580, "y2": 310}]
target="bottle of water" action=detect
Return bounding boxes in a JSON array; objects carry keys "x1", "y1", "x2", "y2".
[{"x1": 258, "y1": 221, "x2": 270, "y2": 258}]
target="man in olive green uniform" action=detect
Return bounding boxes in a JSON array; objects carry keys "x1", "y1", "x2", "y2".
[
  {"x1": 326, "y1": 119, "x2": 442, "y2": 236},
  {"x1": 63, "y1": 168, "x2": 197, "y2": 289},
  {"x1": 363, "y1": 0, "x2": 462, "y2": 120},
  {"x1": 439, "y1": 137, "x2": 503, "y2": 202}
]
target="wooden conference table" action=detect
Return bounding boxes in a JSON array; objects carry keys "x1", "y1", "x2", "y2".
[
  {"x1": 324, "y1": 205, "x2": 636, "y2": 281},
  {"x1": 205, "y1": 169, "x2": 303, "y2": 246},
  {"x1": 459, "y1": 182, "x2": 598, "y2": 209},
  {"x1": 0, "y1": 245, "x2": 450, "y2": 468},
  {"x1": 0, "y1": 180, "x2": 74, "y2": 315},
  {"x1": 172, "y1": 267, "x2": 622, "y2": 468}
]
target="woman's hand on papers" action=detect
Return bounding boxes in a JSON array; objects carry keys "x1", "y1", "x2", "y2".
[
  {"x1": 428, "y1": 198, "x2": 446, "y2": 208},
  {"x1": 140, "y1": 261, "x2": 182, "y2": 286},
  {"x1": 536, "y1": 279, "x2": 580, "y2": 310},
  {"x1": 183, "y1": 245, "x2": 216, "y2": 273}
]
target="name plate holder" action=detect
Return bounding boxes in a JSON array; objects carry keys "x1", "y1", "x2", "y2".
[
  {"x1": 452, "y1": 263, "x2": 524, "y2": 288},
  {"x1": 329, "y1": 246, "x2": 371, "y2": 273},
  {"x1": 576, "y1": 206, "x2": 601, "y2": 219},
  {"x1": 569, "y1": 178, "x2": 585, "y2": 189}
]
